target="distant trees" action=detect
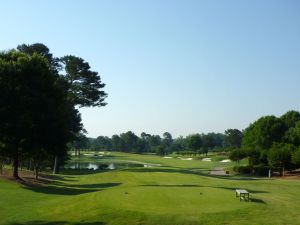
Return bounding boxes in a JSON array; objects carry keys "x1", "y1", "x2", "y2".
[
  {"x1": 68, "y1": 110, "x2": 300, "y2": 176},
  {"x1": 83, "y1": 131, "x2": 225, "y2": 156},
  {"x1": 111, "y1": 135, "x2": 123, "y2": 152},
  {"x1": 186, "y1": 134, "x2": 202, "y2": 152},
  {"x1": 224, "y1": 129, "x2": 243, "y2": 148}
]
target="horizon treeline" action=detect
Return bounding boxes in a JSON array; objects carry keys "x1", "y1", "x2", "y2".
[
  {"x1": 70, "y1": 129, "x2": 242, "y2": 155},
  {"x1": 70, "y1": 110, "x2": 300, "y2": 175}
]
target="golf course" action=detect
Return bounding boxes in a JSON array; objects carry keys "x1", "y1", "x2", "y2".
[
  {"x1": 1, "y1": 152, "x2": 300, "y2": 225},
  {"x1": 1, "y1": 1, "x2": 300, "y2": 225}
]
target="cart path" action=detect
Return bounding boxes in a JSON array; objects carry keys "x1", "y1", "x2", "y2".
[{"x1": 209, "y1": 167, "x2": 226, "y2": 176}]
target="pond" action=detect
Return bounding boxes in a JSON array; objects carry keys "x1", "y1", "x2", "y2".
[{"x1": 64, "y1": 161, "x2": 145, "y2": 171}]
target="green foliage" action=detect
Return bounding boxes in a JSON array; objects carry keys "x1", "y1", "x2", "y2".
[
  {"x1": 185, "y1": 134, "x2": 202, "y2": 151},
  {"x1": 17, "y1": 43, "x2": 61, "y2": 73},
  {"x1": 202, "y1": 133, "x2": 216, "y2": 150},
  {"x1": 61, "y1": 55, "x2": 107, "y2": 107},
  {"x1": 233, "y1": 164, "x2": 269, "y2": 176},
  {"x1": 233, "y1": 165, "x2": 253, "y2": 174},
  {"x1": 69, "y1": 134, "x2": 90, "y2": 150},
  {"x1": 280, "y1": 110, "x2": 300, "y2": 129},
  {"x1": 224, "y1": 129, "x2": 243, "y2": 148},
  {"x1": 268, "y1": 143, "x2": 294, "y2": 170},
  {"x1": 0, "y1": 50, "x2": 82, "y2": 177},
  {"x1": 18, "y1": 43, "x2": 108, "y2": 108},
  {"x1": 239, "y1": 111, "x2": 300, "y2": 171},
  {"x1": 284, "y1": 121, "x2": 300, "y2": 145},
  {"x1": 162, "y1": 132, "x2": 173, "y2": 150},
  {"x1": 119, "y1": 131, "x2": 140, "y2": 152},
  {"x1": 229, "y1": 148, "x2": 246, "y2": 163},
  {"x1": 292, "y1": 147, "x2": 300, "y2": 168},
  {"x1": 244, "y1": 148, "x2": 261, "y2": 166},
  {"x1": 242, "y1": 116, "x2": 286, "y2": 149},
  {"x1": 111, "y1": 135, "x2": 123, "y2": 151}
]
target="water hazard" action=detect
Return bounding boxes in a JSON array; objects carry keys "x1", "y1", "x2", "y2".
[{"x1": 65, "y1": 161, "x2": 146, "y2": 171}]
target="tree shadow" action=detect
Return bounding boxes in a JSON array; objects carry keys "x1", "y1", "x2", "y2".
[
  {"x1": 9, "y1": 221, "x2": 105, "y2": 225},
  {"x1": 127, "y1": 167, "x2": 269, "y2": 181},
  {"x1": 250, "y1": 198, "x2": 267, "y2": 204},
  {"x1": 140, "y1": 184, "x2": 203, "y2": 187},
  {"x1": 240, "y1": 188, "x2": 269, "y2": 194},
  {"x1": 23, "y1": 182, "x2": 121, "y2": 195},
  {"x1": 23, "y1": 185, "x2": 101, "y2": 195},
  {"x1": 45, "y1": 174, "x2": 78, "y2": 182},
  {"x1": 64, "y1": 182, "x2": 121, "y2": 189},
  {"x1": 59, "y1": 169, "x2": 106, "y2": 175},
  {"x1": 213, "y1": 186, "x2": 270, "y2": 193},
  {"x1": 100, "y1": 154, "x2": 126, "y2": 159}
]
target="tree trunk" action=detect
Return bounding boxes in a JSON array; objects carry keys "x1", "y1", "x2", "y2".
[
  {"x1": 35, "y1": 167, "x2": 39, "y2": 180},
  {"x1": 13, "y1": 157, "x2": 19, "y2": 179},
  {"x1": 53, "y1": 156, "x2": 58, "y2": 174}
]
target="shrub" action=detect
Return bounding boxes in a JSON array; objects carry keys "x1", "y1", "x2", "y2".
[
  {"x1": 253, "y1": 165, "x2": 269, "y2": 176},
  {"x1": 233, "y1": 165, "x2": 253, "y2": 174}
]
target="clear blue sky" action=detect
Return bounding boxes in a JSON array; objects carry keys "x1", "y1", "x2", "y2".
[{"x1": 1, "y1": 0, "x2": 300, "y2": 138}]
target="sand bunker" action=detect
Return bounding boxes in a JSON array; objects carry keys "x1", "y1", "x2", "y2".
[
  {"x1": 220, "y1": 159, "x2": 231, "y2": 163},
  {"x1": 202, "y1": 158, "x2": 212, "y2": 162},
  {"x1": 180, "y1": 157, "x2": 193, "y2": 160}
]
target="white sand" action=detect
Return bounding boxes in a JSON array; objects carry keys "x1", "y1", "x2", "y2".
[
  {"x1": 220, "y1": 159, "x2": 231, "y2": 163},
  {"x1": 163, "y1": 156, "x2": 172, "y2": 159},
  {"x1": 180, "y1": 157, "x2": 193, "y2": 160},
  {"x1": 202, "y1": 158, "x2": 212, "y2": 162}
]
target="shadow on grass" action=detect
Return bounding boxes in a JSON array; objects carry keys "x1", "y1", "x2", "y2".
[
  {"x1": 9, "y1": 221, "x2": 105, "y2": 225},
  {"x1": 64, "y1": 182, "x2": 121, "y2": 189},
  {"x1": 250, "y1": 198, "x2": 267, "y2": 204},
  {"x1": 126, "y1": 167, "x2": 269, "y2": 181},
  {"x1": 216, "y1": 186, "x2": 270, "y2": 194},
  {"x1": 23, "y1": 185, "x2": 100, "y2": 195},
  {"x1": 23, "y1": 182, "x2": 121, "y2": 195},
  {"x1": 46, "y1": 174, "x2": 78, "y2": 181},
  {"x1": 140, "y1": 184, "x2": 203, "y2": 187},
  {"x1": 59, "y1": 169, "x2": 106, "y2": 175}
]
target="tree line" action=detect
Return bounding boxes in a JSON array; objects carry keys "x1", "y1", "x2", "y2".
[
  {"x1": 0, "y1": 43, "x2": 107, "y2": 179},
  {"x1": 71, "y1": 111, "x2": 300, "y2": 175},
  {"x1": 70, "y1": 129, "x2": 242, "y2": 156}
]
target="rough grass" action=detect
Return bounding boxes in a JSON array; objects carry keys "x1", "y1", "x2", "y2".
[{"x1": 0, "y1": 152, "x2": 300, "y2": 225}]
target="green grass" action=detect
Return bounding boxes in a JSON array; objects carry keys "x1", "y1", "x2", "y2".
[{"x1": 0, "y1": 152, "x2": 300, "y2": 225}]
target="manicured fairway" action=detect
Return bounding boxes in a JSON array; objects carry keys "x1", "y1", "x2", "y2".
[{"x1": 1, "y1": 152, "x2": 300, "y2": 225}]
